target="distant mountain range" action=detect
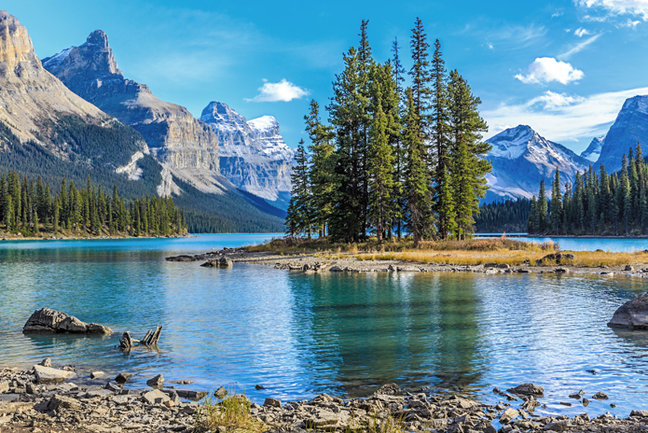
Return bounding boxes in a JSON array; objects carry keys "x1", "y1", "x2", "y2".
[
  {"x1": 0, "y1": 11, "x2": 293, "y2": 232},
  {"x1": 484, "y1": 95, "x2": 648, "y2": 203}
]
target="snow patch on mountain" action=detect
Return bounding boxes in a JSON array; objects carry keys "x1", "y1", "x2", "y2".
[
  {"x1": 581, "y1": 136, "x2": 605, "y2": 162},
  {"x1": 484, "y1": 125, "x2": 589, "y2": 203},
  {"x1": 200, "y1": 101, "x2": 293, "y2": 205}
]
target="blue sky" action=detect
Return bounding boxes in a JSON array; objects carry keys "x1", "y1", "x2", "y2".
[{"x1": 6, "y1": 0, "x2": 648, "y2": 153}]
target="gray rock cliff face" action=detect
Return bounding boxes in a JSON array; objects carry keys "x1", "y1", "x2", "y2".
[
  {"x1": 595, "y1": 95, "x2": 648, "y2": 172},
  {"x1": 43, "y1": 30, "x2": 222, "y2": 196},
  {"x1": 0, "y1": 12, "x2": 124, "y2": 152},
  {"x1": 201, "y1": 101, "x2": 293, "y2": 207}
]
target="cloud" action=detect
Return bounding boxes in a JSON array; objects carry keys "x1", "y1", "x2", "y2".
[
  {"x1": 483, "y1": 86, "x2": 648, "y2": 143},
  {"x1": 515, "y1": 57, "x2": 584, "y2": 84},
  {"x1": 574, "y1": 27, "x2": 591, "y2": 36},
  {"x1": 558, "y1": 33, "x2": 602, "y2": 59},
  {"x1": 576, "y1": 0, "x2": 648, "y2": 20},
  {"x1": 246, "y1": 79, "x2": 309, "y2": 102},
  {"x1": 623, "y1": 18, "x2": 642, "y2": 26},
  {"x1": 529, "y1": 91, "x2": 585, "y2": 109}
]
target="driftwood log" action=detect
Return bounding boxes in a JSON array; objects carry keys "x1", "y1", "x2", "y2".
[{"x1": 119, "y1": 326, "x2": 162, "y2": 352}]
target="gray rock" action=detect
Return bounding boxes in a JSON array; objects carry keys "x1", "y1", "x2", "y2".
[
  {"x1": 214, "y1": 386, "x2": 228, "y2": 399},
  {"x1": 115, "y1": 373, "x2": 133, "y2": 384},
  {"x1": 23, "y1": 308, "x2": 112, "y2": 335},
  {"x1": 500, "y1": 408, "x2": 519, "y2": 424},
  {"x1": 507, "y1": 383, "x2": 544, "y2": 397},
  {"x1": 38, "y1": 358, "x2": 52, "y2": 367},
  {"x1": 47, "y1": 394, "x2": 81, "y2": 411},
  {"x1": 176, "y1": 389, "x2": 207, "y2": 401},
  {"x1": 33, "y1": 365, "x2": 75, "y2": 384},
  {"x1": 625, "y1": 264, "x2": 634, "y2": 271},
  {"x1": 608, "y1": 292, "x2": 648, "y2": 329},
  {"x1": 201, "y1": 257, "x2": 233, "y2": 268},
  {"x1": 0, "y1": 381, "x2": 9, "y2": 393},
  {"x1": 264, "y1": 398, "x2": 281, "y2": 408},
  {"x1": 89, "y1": 371, "x2": 105, "y2": 379},
  {"x1": 592, "y1": 391, "x2": 609, "y2": 400},
  {"x1": 146, "y1": 374, "x2": 164, "y2": 389},
  {"x1": 142, "y1": 389, "x2": 170, "y2": 405}
]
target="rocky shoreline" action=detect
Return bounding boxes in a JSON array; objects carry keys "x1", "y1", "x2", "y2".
[
  {"x1": 2, "y1": 361, "x2": 648, "y2": 433},
  {"x1": 166, "y1": 248, "x2": 648, "y2": 278}
]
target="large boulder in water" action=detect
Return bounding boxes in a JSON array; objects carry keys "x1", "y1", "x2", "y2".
[
  {"x1": 608, "y1": 292, "x2": 648, "y2": 329},
  {"x1": 23, "y1": 308, "x2": 113, "y2": 335}
]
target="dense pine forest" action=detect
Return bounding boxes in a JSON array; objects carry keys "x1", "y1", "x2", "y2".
[
  {"x1": 0, "y1": 170, "x2": 186, "y2": 238},
  {"x1": 286, "y1": 19, "x2": 492, "y2": 244},
  {"x1": 528, "y1": 144, "x2": 648, "y2": 236},
  {"x1": 474, "y1": 199, "x2": 530, "y2": 233}
]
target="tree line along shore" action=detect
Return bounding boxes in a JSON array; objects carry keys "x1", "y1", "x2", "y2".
[{"x1": 0, "y1": 170, "x2": 187, "y2": 239}]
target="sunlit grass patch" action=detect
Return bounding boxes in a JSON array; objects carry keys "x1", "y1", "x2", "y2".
[{"x1": 195, "y1": 394, "x2": 266, "y2": 433}]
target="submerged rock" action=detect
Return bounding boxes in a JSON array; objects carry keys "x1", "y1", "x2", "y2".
[
  {"x1": 23, "y1": 308, "x2": 112, "y2": 335},
  {"x1": 506, "y1": 383, "x2": 544, "y2": 397},
  {"x1": 608, "y1": 292, "x2": 648, "y2": 329}
]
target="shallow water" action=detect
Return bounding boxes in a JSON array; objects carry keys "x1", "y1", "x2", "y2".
[{"x1": 0, "y1": 234, "x2": 647, "y2": 417}]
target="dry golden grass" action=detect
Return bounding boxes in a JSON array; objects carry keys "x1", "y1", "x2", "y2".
[
  {"x1": 249, "y1": 237, "x2": 648, "y2": 268},
  {"x1": 357, "y1": 249, "x2": 648, "y2": 268},
  {"x1": 195, "y1": 394, "x2": 266, "y2": 433}
]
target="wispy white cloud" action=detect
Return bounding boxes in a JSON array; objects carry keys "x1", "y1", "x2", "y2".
[
  {"x1": 623, "y1": 18, "x2": 642, "y2": 27},
  {"x1": 515, "y1": 57, "x2": 584, "y2": 85},
  {"x1": 558, "y1": 33, "x2": 602, "y2": 59},
  {"x1": 484, "y1": 87, "x2": 648, "y2": 143},
  {"x1": 577, "y1": 0, "x2": 648, "y2": 21},
  {"x1": 246, "y1": 79, "x2": 309, "y2": 102},
  {"x1": 574, "y1": 27, "x2": 591, "y2": 36}
]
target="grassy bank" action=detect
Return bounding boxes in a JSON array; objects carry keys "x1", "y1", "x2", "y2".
[{"x1": 246, "y1": 237, "x2": 648, "y2": 268}]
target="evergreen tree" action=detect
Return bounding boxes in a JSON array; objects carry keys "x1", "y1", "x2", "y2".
[
  {"x1": 367, "y1": 86, "x2": 395, "y2": 241},
  {"x1": 285, "y1": 141, "x2": 312, "y2": 237},
  {"x1": 537, "y1": 180, "x2": 548, "y2": 233},
  {"x1": 550, "y1": 170, "x2": 562, "y2": 234},
  {"x1": 403, "y1": 88, "x2": 432, "y2": 246},
  {"x1": 447, "y1": 70, "x2": 491, "y2": 239},
  {"x1": 305, "y1": 100, "x2": 335, "y2": 236}
]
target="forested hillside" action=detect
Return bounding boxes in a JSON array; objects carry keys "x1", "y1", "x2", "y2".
[
  {"x1": 0, "y1": 170, "x2": 186, "y2": 238},
  {"x1": 529, "y1": 144, "x2": 648, "y2": 235}
]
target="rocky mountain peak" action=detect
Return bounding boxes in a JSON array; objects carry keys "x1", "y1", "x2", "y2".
[
  {"x1": 596, "y1": 95, "x2": 648, "y2": 171},
  {"x1": 43, "y1": 29, "x2": 120, "y2": 78},
  {"x1": 0, "y1": 10, "x2": 38, "y2": 74},
  {"x1": 86, "y1": 29, "x2": 109, "y2": 48},
  {"x1": 200, "y1": 101, "x2": 250, "y2": 131}
]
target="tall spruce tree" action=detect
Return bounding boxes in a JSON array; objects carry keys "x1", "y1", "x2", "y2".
[
  {"x1": 305, "y1": 100, "x2": 336, "y2": 237},
  {"x1": 285, "y1": 141, "x2": 312, "y2": 237},
  {"x1": 447, "y1": 71, "x2": 491, "y2": 239},
  {"x1": 431, "y1": 39, "x2": 454, "y2": 239},
  {"x1": 403, "y1": 88, "x2": 432, "y2": 246}
]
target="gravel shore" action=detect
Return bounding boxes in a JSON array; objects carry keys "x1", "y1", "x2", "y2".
[{"x1": 2, "y1": 363, "x2": 648, "y2": 432}]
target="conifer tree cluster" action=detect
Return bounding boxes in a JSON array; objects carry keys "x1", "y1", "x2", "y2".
[
  {"x1": 0, "y1": 171, "x2": 186, "y2": 237},
  {"x1": 528, "y1": 144, "x2": 648, "y2": 235},
  {"x1": 286, "y1": 19, "x2": 492, "y2": 244},
  {"x1": 474, "y1": 198, "x2": 531, "y2": 233}
]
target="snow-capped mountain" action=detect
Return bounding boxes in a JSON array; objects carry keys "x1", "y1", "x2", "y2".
[
  {"x1": 484, "y1": 125, "x2": 589, "y2": 203},
  {"x1": 595, "y1": 95, "x2": 648, "y2": 171},
  {"x1": 201, "y1": 101, "x2": 293, "y2": 208},
  {"x1": 581, "y1": 136, "x2": 605, "y2": 162}
]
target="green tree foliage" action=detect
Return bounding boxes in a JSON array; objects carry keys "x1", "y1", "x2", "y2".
[
  {"x1": 528, "y1": 143, "x2": 648, "y2": 235},
  {"x1": 0, "y1": 170, "x2": 186, "y2": 237},
  {"x1": 285, "y1": 19, "x2": 491, "y2": 243},
  {"x1": 285, "y1": 142, "x2": 312, "y2": 237},
  {"x1": 474, "y1": 198, "x2": 530, "y2": 233},
  {"x1": 447, "y1": 70, "x2": 491, "y2": 239}
]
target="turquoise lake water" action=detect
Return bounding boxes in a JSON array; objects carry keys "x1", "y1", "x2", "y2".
[{"x1": 1, "y1": 234, "x2": 648, "y2": 417}]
